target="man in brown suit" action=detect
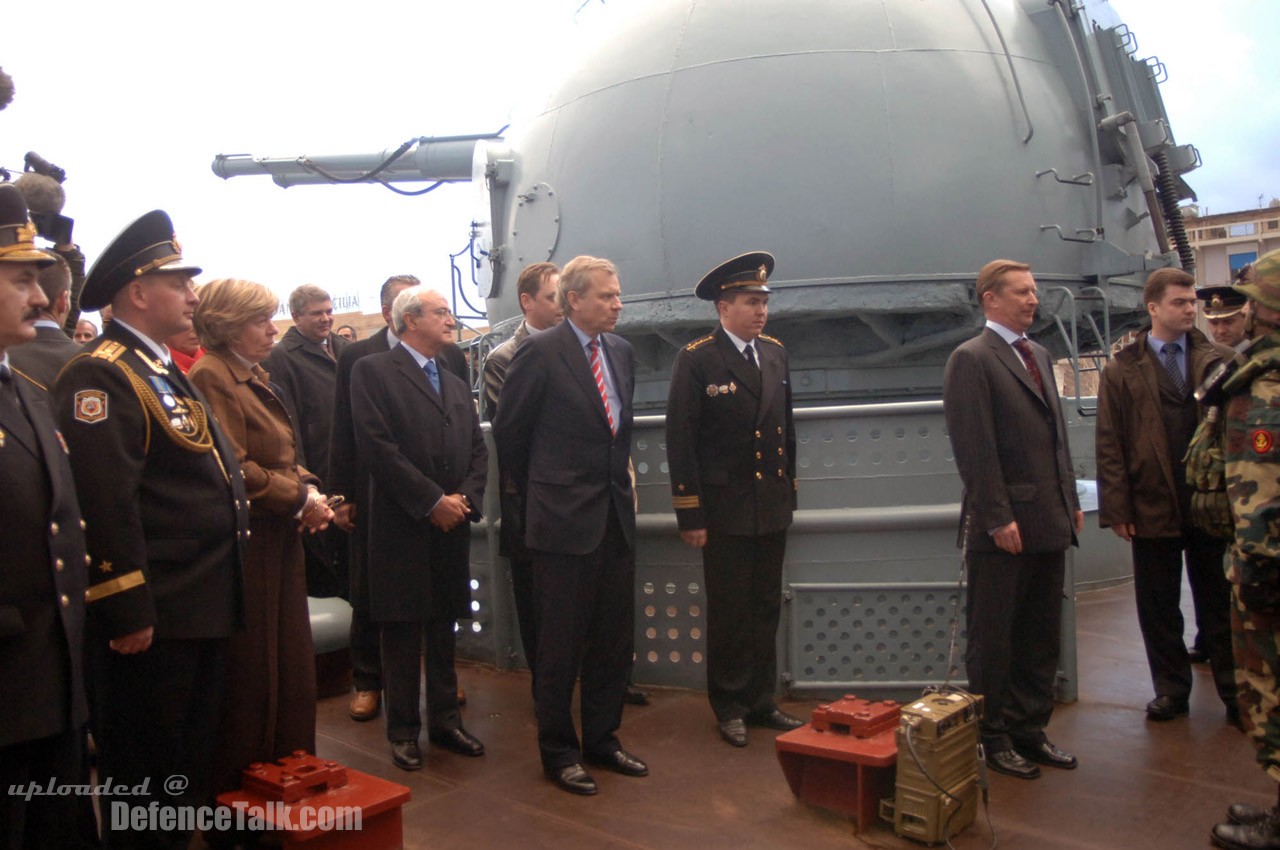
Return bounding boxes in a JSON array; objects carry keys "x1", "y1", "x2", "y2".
[
  {"x1": 942, "y1": 258, "x2": 1083, "y2": 780},
  {"x1": 1096, "y1": 268, "x2": 1238, "y2": 724}
]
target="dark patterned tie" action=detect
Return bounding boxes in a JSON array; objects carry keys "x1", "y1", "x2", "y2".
[
  {"x1": 1011, "y1": 338, "x2": 1045, "y2": 398},
  {"x1": 1161, "y1": 342, "x2": 1187, "y2": 396}
]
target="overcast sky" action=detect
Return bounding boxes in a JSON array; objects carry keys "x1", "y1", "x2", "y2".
[{"x1": 2, "y1": 0, "x2": 1276, "y2": 323}]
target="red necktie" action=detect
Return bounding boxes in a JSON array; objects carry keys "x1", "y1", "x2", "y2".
[
  {"x1": 1012, "y1": 338, "x2": 1045, "y2": 398},
  {"x1": 589, "y1": 339, "x2": 615, "y2": 434}
]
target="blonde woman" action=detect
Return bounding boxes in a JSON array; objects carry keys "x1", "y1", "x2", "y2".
[{"x1": 189, "y1": 278, "x2": 334, "y2": 800}]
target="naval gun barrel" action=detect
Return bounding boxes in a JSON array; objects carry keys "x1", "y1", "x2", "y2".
[{"x1": 211, "y1": 132, "x2": 502, "y2": 188}]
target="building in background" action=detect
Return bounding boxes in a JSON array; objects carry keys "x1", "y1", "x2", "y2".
[{"x1": 1184, "y1": 201, "x2": 1280, "y2": 287}]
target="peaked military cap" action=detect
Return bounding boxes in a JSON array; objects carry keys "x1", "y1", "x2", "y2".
[
  {"x1": 695, "y1": 251, "x2": 775, "y2": 301},
  {"x1": 1196, "y1": 284, "x2": 1247, "y2": 319},
  {"x1": 1234, "y1": 249, "x2": 1280, "y2": 313},
  {"x1": 0, "y1": 183, "x2": 55, "y2": 268},
  {"x1": 80, "y1": 210, "x2": 202, "y2": 311}
]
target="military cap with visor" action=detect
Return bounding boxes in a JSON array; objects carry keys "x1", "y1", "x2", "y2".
[
  {"x1": 1233, "y1": 249, "x2": 1280, "y2": 313},
  {"x1": 1196, "y1": 284, "x2": 1247, "y2": 320},
  {"x1": 695, "y1": 251, "x2": 775, "y2": 301},
  {"x1": 0, "y1": 183, "x2": 56, "y2": 268},
  {"x1": 80, "y1": 209, "x2": 202, "y2": 311}
]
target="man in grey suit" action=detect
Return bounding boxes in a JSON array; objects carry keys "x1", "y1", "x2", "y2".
[
  {"x1": 493, "y1": 255, "x2": 647, "y2": 796},
  {"x1": 9, "y1": 253, "x2": 80, "y2": 388},
  {"x1": 942, "y1": 258, "x2": 1084, "y2": 780}
]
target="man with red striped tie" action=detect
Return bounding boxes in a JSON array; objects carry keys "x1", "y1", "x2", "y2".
[{"x1": 493, "y1": 255, "x2": 647, "y2": 796}]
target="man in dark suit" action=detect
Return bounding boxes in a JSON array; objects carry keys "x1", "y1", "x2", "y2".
[
  {"x1": 665, "y1": 251, "x2": 803, "y2": 747},
  {"x1": 0, "y1": 184, "x2": 94, "y2": 849},
  {"x1": 330, "y1": 274, "x2": 468, "y2": 722},
  {"x1": 494, "y1": 255, "x2": 648, "y2": 796},
  {"x1": 942, "y1": 258, "x2": 1083, "y2": 781},
  {"x1": 350, "y1": 285, "x2": 487, "y2": 771},
  {"x1": 53, "y1": 210, "x2": 249, "y2": 849},
  {"x1": 1097, "y1": 268, "x2": 1237, "y2": 724},
  {"x1": 9, "y1": 252, "x2": 81, "y2": 388},
  {"x1": 481, "y1": 262, "x2": 561, "y2": 696},
  {"x1": 264, "y1": 284, "x2": 349, "y2": 597}
]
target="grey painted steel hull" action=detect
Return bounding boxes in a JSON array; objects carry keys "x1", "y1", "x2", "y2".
[{"x1": 460, "y1": 399, "x2": 1128, "y2": 700}]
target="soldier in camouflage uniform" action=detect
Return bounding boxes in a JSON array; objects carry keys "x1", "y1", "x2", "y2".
[{"x1": 1212, "y1": 248, "x2": 1280, "y2": 850}]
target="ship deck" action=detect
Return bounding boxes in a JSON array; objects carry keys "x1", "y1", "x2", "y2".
[{"x1": 310, "y1": 580, "x2": 1264, "y2": 850}]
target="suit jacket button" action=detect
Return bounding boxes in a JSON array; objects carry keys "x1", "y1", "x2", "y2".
[
  {"x1": 777, "y1": 469, "x2": 784, "y2": 477},
  {"x1": 755, "y1": 430, "x2": 761, "y2": 439},
  {"x1": 755, "y1": 471, "x2": 763, "y2": 480},
  {"x1": 755, "y1": 451, "x2": 762, "y2": 459},
  {"x1": 79, "y1": 519, "x2": 87, "y2": 530},
  {"x1": 55, "y1": 558, "x2": 65, "y2": 571},
  {"x1": 84, "y1": 554, "x2": 92, "y2": 566},
  {"x1": 245, "y1": 530, "x2": 252, "y2": 539},
  {"x1": 777, "y1": 427, "x2": 783, "y2": 435},
  {"x1": 60, "y1": 594, "x2": 70, "y2": 607},
  {"x1": 50, "y1": 522, "x2": 60, "y2": 535},
  {"x1": 777, "y1": 448, "x2": 783, "y2": 455}
]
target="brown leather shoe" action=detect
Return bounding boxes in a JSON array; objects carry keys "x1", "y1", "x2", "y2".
[{"x1": 349, "y1": 690, "x2": 380, "y2": 722}]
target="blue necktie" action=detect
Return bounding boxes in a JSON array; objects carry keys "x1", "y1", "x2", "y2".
[{"x1": 423, "y1": 358, "x2": 440, "y2": 395}]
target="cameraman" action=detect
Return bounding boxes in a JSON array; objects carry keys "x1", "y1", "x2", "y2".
[{"x1": 14, "y1": 167, "x2": 87, "y2": 337}]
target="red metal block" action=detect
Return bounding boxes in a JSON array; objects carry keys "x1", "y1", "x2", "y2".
[
  {"x1": 776, "y1": 696, "x2": 901, "y2": 832},
  {"x1": 810, "y1": 695, "x2": 901, "y2": 737},
  {"x1": 217, "y1": 752, "x2": 411, "y2": 849}
]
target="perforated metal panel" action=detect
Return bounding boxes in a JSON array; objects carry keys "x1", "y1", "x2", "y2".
[
  {"x1": 788, "y1": 582, "x2": 966, "y2": 691},
  {"x1": 634, "y1": 567, "x2": 707, "y2": 690}
]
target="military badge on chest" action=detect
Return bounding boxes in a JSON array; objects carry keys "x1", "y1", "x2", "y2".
[
  {"x1": 148, "y1": 375, "x2": 200, "y2": 437},
  {"x1": 706, "y1": 381, "x2": 738, "y2": 397}
]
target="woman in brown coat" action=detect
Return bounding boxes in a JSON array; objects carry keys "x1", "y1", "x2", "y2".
[{"x1": 189, "y1": 279, "x2": 334, "y2": 799}]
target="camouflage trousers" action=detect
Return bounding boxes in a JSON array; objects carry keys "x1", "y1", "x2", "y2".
[{"x1": 1233, "y1": 581, "x2": 1280, "y2": 783}]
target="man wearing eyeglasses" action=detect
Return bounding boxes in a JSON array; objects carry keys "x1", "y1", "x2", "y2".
[{"x1": 350, "y1": 286, "x2": 488, "y2": 772}]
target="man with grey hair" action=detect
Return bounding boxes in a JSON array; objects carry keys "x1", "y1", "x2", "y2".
[
  {"x1": 350, "y1": 286, "x2": 487, "y2": 771},
  {"x1": 330, "y1": 274, "x2": 471, "y2": 722},
  {"x1": 9, "y1": 252, "x2": 80, "y2": 387},
  {"x1": 265, "y1": 284, "x2": 349, "y2": 597},
  {"x1": 494, "y1": 255, "x2": 646, "y2": 796}
]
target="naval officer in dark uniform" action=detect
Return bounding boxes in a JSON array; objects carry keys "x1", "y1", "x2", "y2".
[
  {"x1": 664, "y1": 252, "x2": 803, "y2": 747},
  {"x1": 53, "y1": 210, "x2": 249, "y2": 850},
  {"x1": 0, "y1": 184, "x2": 94, "y2": 849}
]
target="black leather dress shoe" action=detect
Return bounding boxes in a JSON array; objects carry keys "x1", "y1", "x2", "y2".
[
  {"x1": 1229, "y1": 703, "x2": 1245, "y2": 731},
  {"x1": 585, "y1": 748, "x2": 649, "y2": 777},
  {"x1": 985, "y1": 749, "x2": 1040, "y2": 780},
  {"x1": 1014, "y1": 740, "x2": 1078, "y2": 769},
  {"x1": 1146, "y1": 695, "x2": 1190, "y2": 721},
  {"x1": 1229, "y1": 804, "x2": 1275, "y2": 826},
  {"x1": 545, "y1": 763, "x2": 598, "y2": 796},
  {"x1": 1188, "y1": 646, "x2": 1209, "y2": 664},
  {"x1": 429, "y1": 726, "x2": 485, "y2": 757},
  {"x1": 624, "y1": 685, "x2": 651, "y2": 706},
  {"x1": 748, "y1": 708, "x2": 805, "y2": 731},
  {"x1": 390, "y1": 740, "x2": 422, "y2": 771},
  {"x1": 719, "y1": 719, "x2": 748, "y2": 747},
  {"x1": 1212, "y1": 817, "x2": 1280, "y2": 850}
]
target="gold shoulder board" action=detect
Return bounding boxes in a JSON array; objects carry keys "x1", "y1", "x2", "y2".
[
  {"x1": 758, "y1": 333, "x2": 784, "y2": 347},
  {"x1": 91, "y1": 341, "x2": 127, "y2": 363},
  {"x1": 685, "y1": 335, "x2": 715, "y2": 351}
]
